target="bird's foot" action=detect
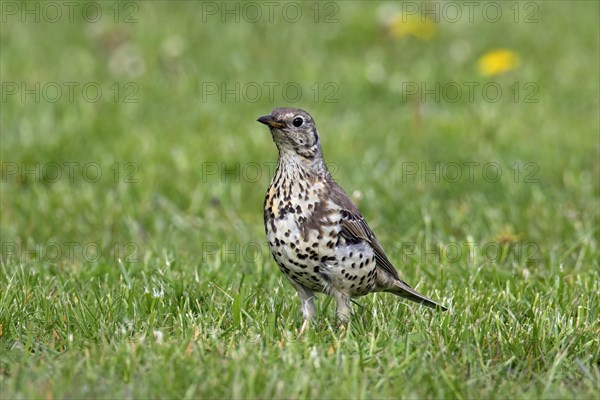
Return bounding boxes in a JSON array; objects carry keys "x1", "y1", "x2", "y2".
[
  {"x1": 298, "y1": 319, "x2": 310, "y2": 336},
  {"x1": 338, "y1": 321, "x2": 348, "y2": 339}
]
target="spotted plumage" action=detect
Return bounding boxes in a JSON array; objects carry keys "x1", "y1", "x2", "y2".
[{"x1": 258, "y1": 108, "x2": 446, "y2": 333}]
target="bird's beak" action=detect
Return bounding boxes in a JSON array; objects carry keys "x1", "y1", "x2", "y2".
[{"x1": 257, "y1": 114, "x2": 285, "y2": 129}]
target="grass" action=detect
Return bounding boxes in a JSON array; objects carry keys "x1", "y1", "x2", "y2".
[{"x1": 1, "y1": 1, "x2": 599, "y2": 398}]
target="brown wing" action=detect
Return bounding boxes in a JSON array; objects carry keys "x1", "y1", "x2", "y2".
[
  {"x1": 327, "y1": 181, "x2": 401, "y2": 281},
  {"x1": 328, "y1": 179, "x2": 447, "y2": 310}
]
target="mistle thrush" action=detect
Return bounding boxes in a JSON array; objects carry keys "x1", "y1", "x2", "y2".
[{"x1": 258, "y1": 107, "x2": 446, "y2": 333}]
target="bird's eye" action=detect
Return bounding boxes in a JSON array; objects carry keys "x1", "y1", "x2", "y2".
[{"x1": 292, "y1": 116, "x2": 304, "y2": 127}]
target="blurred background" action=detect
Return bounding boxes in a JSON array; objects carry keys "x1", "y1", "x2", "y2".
[
  {"x1": 0, "y1": 1, "x2": 598, "y2": 397},
  {"x1": 2, "y1": 1, "x2": 597, "y2": 266}
]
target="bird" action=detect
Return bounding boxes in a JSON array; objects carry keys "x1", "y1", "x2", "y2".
[{"x1": 257, "y1": 107, "x2": 446, "y2": 334}]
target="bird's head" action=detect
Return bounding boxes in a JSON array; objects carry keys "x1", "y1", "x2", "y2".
[{"x1": 257, "y1": 107, "x2": 322, "y2": 161}]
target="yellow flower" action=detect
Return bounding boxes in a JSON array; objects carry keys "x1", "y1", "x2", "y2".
[
  {"x1": 386, "y1": 13, "x2": 435, "y2": 40},
  {"x1": 494, "y1": 225, "x2": 521, "y2": 245},
  {"x1": 477, "y1": 49, "x2": 520, "y2": 76}
]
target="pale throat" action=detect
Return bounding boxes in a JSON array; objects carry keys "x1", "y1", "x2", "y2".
[{"x1": 275, "y1": 143, "x2": 329, "y2": 179}]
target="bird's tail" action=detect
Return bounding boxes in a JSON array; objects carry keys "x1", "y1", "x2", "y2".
[{"x1": 391, "y1": 280, "x2": 447, "y2": 311}]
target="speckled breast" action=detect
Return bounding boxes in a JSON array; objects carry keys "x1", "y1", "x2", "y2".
[{"x1": 264, "y1": 173, "x2": 378, "y2": 297}]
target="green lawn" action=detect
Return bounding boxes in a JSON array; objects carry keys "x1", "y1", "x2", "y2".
[{"x1": 1, "y1": 1, "x2": 599, "y2": 398}]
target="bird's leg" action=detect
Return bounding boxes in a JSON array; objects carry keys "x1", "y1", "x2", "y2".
[
  {"x1": 291, "y1": 282, "x2": 315, "y2": 335},
  {"x1": 299, "y1": 319, "x2": 310, "y2": 336},
  {"x1": 331, "y1": 288, "x2": 351, "y2": 324},
  {"x1": 298, "y1": 297, "x2": 315, "y2": 335}
]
